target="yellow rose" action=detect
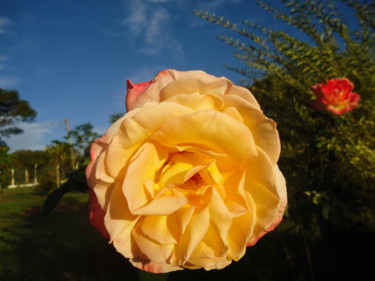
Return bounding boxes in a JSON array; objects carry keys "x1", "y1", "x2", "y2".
[{"x1": 86, "y1": 69, "x2": 287, "y2": 273}]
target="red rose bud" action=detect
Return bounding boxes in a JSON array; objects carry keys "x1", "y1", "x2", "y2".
[{"x1": 312, "y1": 78, "x2": 360, "y2": 114}]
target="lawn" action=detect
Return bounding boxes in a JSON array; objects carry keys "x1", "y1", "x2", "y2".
[
  {"x1": 3, "y1": 188, "x2": 371, "y2": 281},
  {"x1": 0, "y1": 188, "x2": 287, "y2": 281},
  {"x1": 0, "y1": 188, "x2": 138, "y2": 281}
]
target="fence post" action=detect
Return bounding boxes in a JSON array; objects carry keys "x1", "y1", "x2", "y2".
[{"x1": 11, "y1": 167, "x2": 15, "y2": 186}]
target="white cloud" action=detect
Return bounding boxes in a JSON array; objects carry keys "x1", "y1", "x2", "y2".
[
  {"x1": 145, "y1": 9, "x2": 170, "y2": 45},
  {"x1": 0, "y1": 17, "x2": 13, "y2": 35},
  {"x1": 122, "y1": 0, "x2": 148, "y2": 36},
  {"x1": 121, "y1": 0, "x2": 183, "y2": 57},
  {"x1": 149, "y1": 0, "x2": 170, "y2": 3},
  {"x1": 0, "y1": 76, "x2": 20, "y2": 88},
  {"x1": 4, "y1": 122, "x2": 53, "y2": 152},
  {"x1": 0, "y1": 55, "x2": 8, "y2": 71},
  {"x1": 199, "y1": 0, "x2": 242, "y2": 10}
]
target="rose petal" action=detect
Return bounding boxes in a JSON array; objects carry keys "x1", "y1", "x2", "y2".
[
  {"x1": 160, "y1": 72, "x2": 232, "y2": 100},
  {"x1": 151, "y1": 110, "x2": 258, "y2": 162},
  {"x1": 245, "y1": 150, "x2": 287, "y2": 245},
  {"x1": 126, "y1": 80, "x2": 154, "y2": 111},
  {"x1": 122, "y1": 143, "x2": 168, "y2": 213}
]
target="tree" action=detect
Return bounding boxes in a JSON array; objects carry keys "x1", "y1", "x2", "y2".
[
  {"x1": 42, "y1": 123, "x2": 97, "y2": 214},
  {"x1": 109, "y1": 112, "x2": 124, "y2": 124},
  {"x1": 44, "y1": 141, "x2": 71, "y2": 189},
  {"x1": 0, "y1": 89, "x2": 37, "y2": 146},
  {"x1": 195, "y1": 1, "x2": 374, "y2": 280},
  {"x1": 11, "y1": 149, "x2": 48, "y2": 185},
  {"x1": 66, "y1": 123, "x2": 99, "y2": 153},
  {"x1": 0, "y1": 145, "x2": 14, "y2": 189},
  {"x1": 64, "y1": 122, "x2": 99, "y2": 168}
]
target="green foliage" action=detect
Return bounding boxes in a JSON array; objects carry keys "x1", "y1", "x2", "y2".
[
  {"x1": 195, "y1": 1, "x2": 375, "y2": 280},
  {"x1": 0, "y1": 188, "x2": 139, "y2": 281},
  {"x1": 65, "y1": 122, "x2": 99, "y2": 154},
  {"x1": 11, "y1": 150, "x2": 48, "y2": 185},
  {"x1": 0, "y1": 88, "x2": 37, "y2": 146},
  {"x1": 0, "y1": 146, "x2": 14, "y2": 189},
  {"x1": 42, "y1": 122, "x2": 98, "y2": 212},
  {"x1": 42, "y1": 169, "x2": 89, "y2": 217},
  {"x1": 109, "y1": 112, "x2": 124, "y2": 124}
]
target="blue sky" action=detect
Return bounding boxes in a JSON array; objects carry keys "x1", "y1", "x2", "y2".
[{"x1": 0, "y1": 0, "x2": 354, "y2": 151}]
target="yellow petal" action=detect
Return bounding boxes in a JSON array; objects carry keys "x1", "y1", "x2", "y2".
[
  {"x1": 139, "y1": 215, "x2": 179, "y2": 244},
  {"x1": 222, "y1": 94, "x2": 264, "y2": 127},
  {"x1": 120, "y1": 101, "x2": 194, "y2": 148},
  {"x1": 247, "y1": 167, "x2": 286, "y2": 247},
  {"x1": 244, "y1": 150, "x2": 286, "y2": 245},
  {"x1": 129, "y1": 259, "x2": 182, "y2": 273},
  {"x1": 187, "y1": 187, "x2": 233, "y2": 269},
  {"x1": 132, "y1": 188, "x2": 188, "y2": 216},
  {"x1": 132, "y1": 224, "x2": 175, "y2": 264},
  {"x1": 160, "y1": 72, "x2": 232, "y2": 100},
  {"x1": 174, "y1": 206, "x2": 209, "y2": 264},
  {"x1": 129, "y1": 69, "x2": 209, "y2": 110},
  {"x1": 151, "y1": 110, "x2": 258, "y2": 162},
  {"x1": 104, "y1": 134, "x2": 140, "y2": 180},
  {"x1": 222, "y1": 106, "x2": 243, "y2": 122},
  {"x1": 122, "y1": 143, "x2": 167, "y2": 213},
  {"x1": 251, "y1": 119, "x2": 281, "y2": 165},
  {"x1": 207, "y1": 186, "x2": 233, "y2": 245},
  {"x1": 158, "y1": 159, "x2": 194, "y2": 188},
  {"x1": 104, "y1": 182, "x2": 138, "y2": 242},
  {"x1": 187, "y1": 226, "x2": 229, "y2": 269},
  {"x1": 227, "y1": 193, "x2": 256, "y2": 260},
  {"x1": 245, "y1": 148, "x2": 278, "y2": 197},
  {"x1": 221, "y1": 167, "x2": 249, "y2": 212},
  {"x1": 225, "y1": 83, "x2": 261, "y2": 110},
  {"x1": 222, "y1": 94, "x2": 280, "y2": 165},
  {"x1": 164, "y1": 92, "x2": 223, "y2": 111},
  {"x1": 174, "y1": 206, "x2": 195, "y2": 237}
]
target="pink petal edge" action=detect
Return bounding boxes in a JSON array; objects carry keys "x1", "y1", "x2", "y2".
[
  {"x1": 89, "y1": 190, "x2": 110, "y2": 239},
  {"x1": 126, "y1": 80, "x2": 154, "y2": 111}
]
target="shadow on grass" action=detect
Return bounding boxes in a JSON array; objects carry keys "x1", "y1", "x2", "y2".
[
  {"x1": 2, "y1": 190, "x2": 373, "y2": 281},
  {"x1": 0, "y1": 193, "x2": 138, "y2": 281},
  {"x1": 0, "y1": 189, "x2": 292, "y2": 281}
]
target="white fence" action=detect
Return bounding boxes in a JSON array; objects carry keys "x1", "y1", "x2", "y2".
[{"x1": 7, "y1": 165, "x2": 39, "y2": 189}]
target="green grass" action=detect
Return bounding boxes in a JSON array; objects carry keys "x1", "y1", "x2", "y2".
[
  {"x1": 0, "y1": 188, "x2": 138, "y2": 281},
  {"x1": 2, "y1": 188, "x2": 371, "y2": 281},
  {"x1": 0, "y1": 188, "x2": 291, "y2": 281}
]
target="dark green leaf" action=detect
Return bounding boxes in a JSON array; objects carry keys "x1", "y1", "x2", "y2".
[{"x1": 42, "y1": 180, "x2": 71, "y2": 217}]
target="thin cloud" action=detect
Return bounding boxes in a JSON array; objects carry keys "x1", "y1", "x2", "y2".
[
  {"x1": 199, "y1": 0, "x2": 242, "y2": 11},
  {"x1": 145, "y1": 9, "x2": 170, "y2": 45},
  {"x1": 99, "y1": 28, "x2": 123, "y2": 38},
  {"x1": 0, "y1": 55, "x2": 8, "y2": 71},
  {"x1": 122, "y1": 0, "x2": 149, "y2": 36},
  {"x1": 149, "y1": 0, "x2": 170, "y2": 3},
  {"x1": 0, "y1": 17, "x2": 14, "y2": 35},
  {"x1": 4, "y1": 122, "x2": 53, "y2": 152},
  {"x1": 121, "y1": 0, "x2": 183, "y2": 57},
  {"x1": 0, "y1": 76, "x2": 20, "y2": 88}
]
